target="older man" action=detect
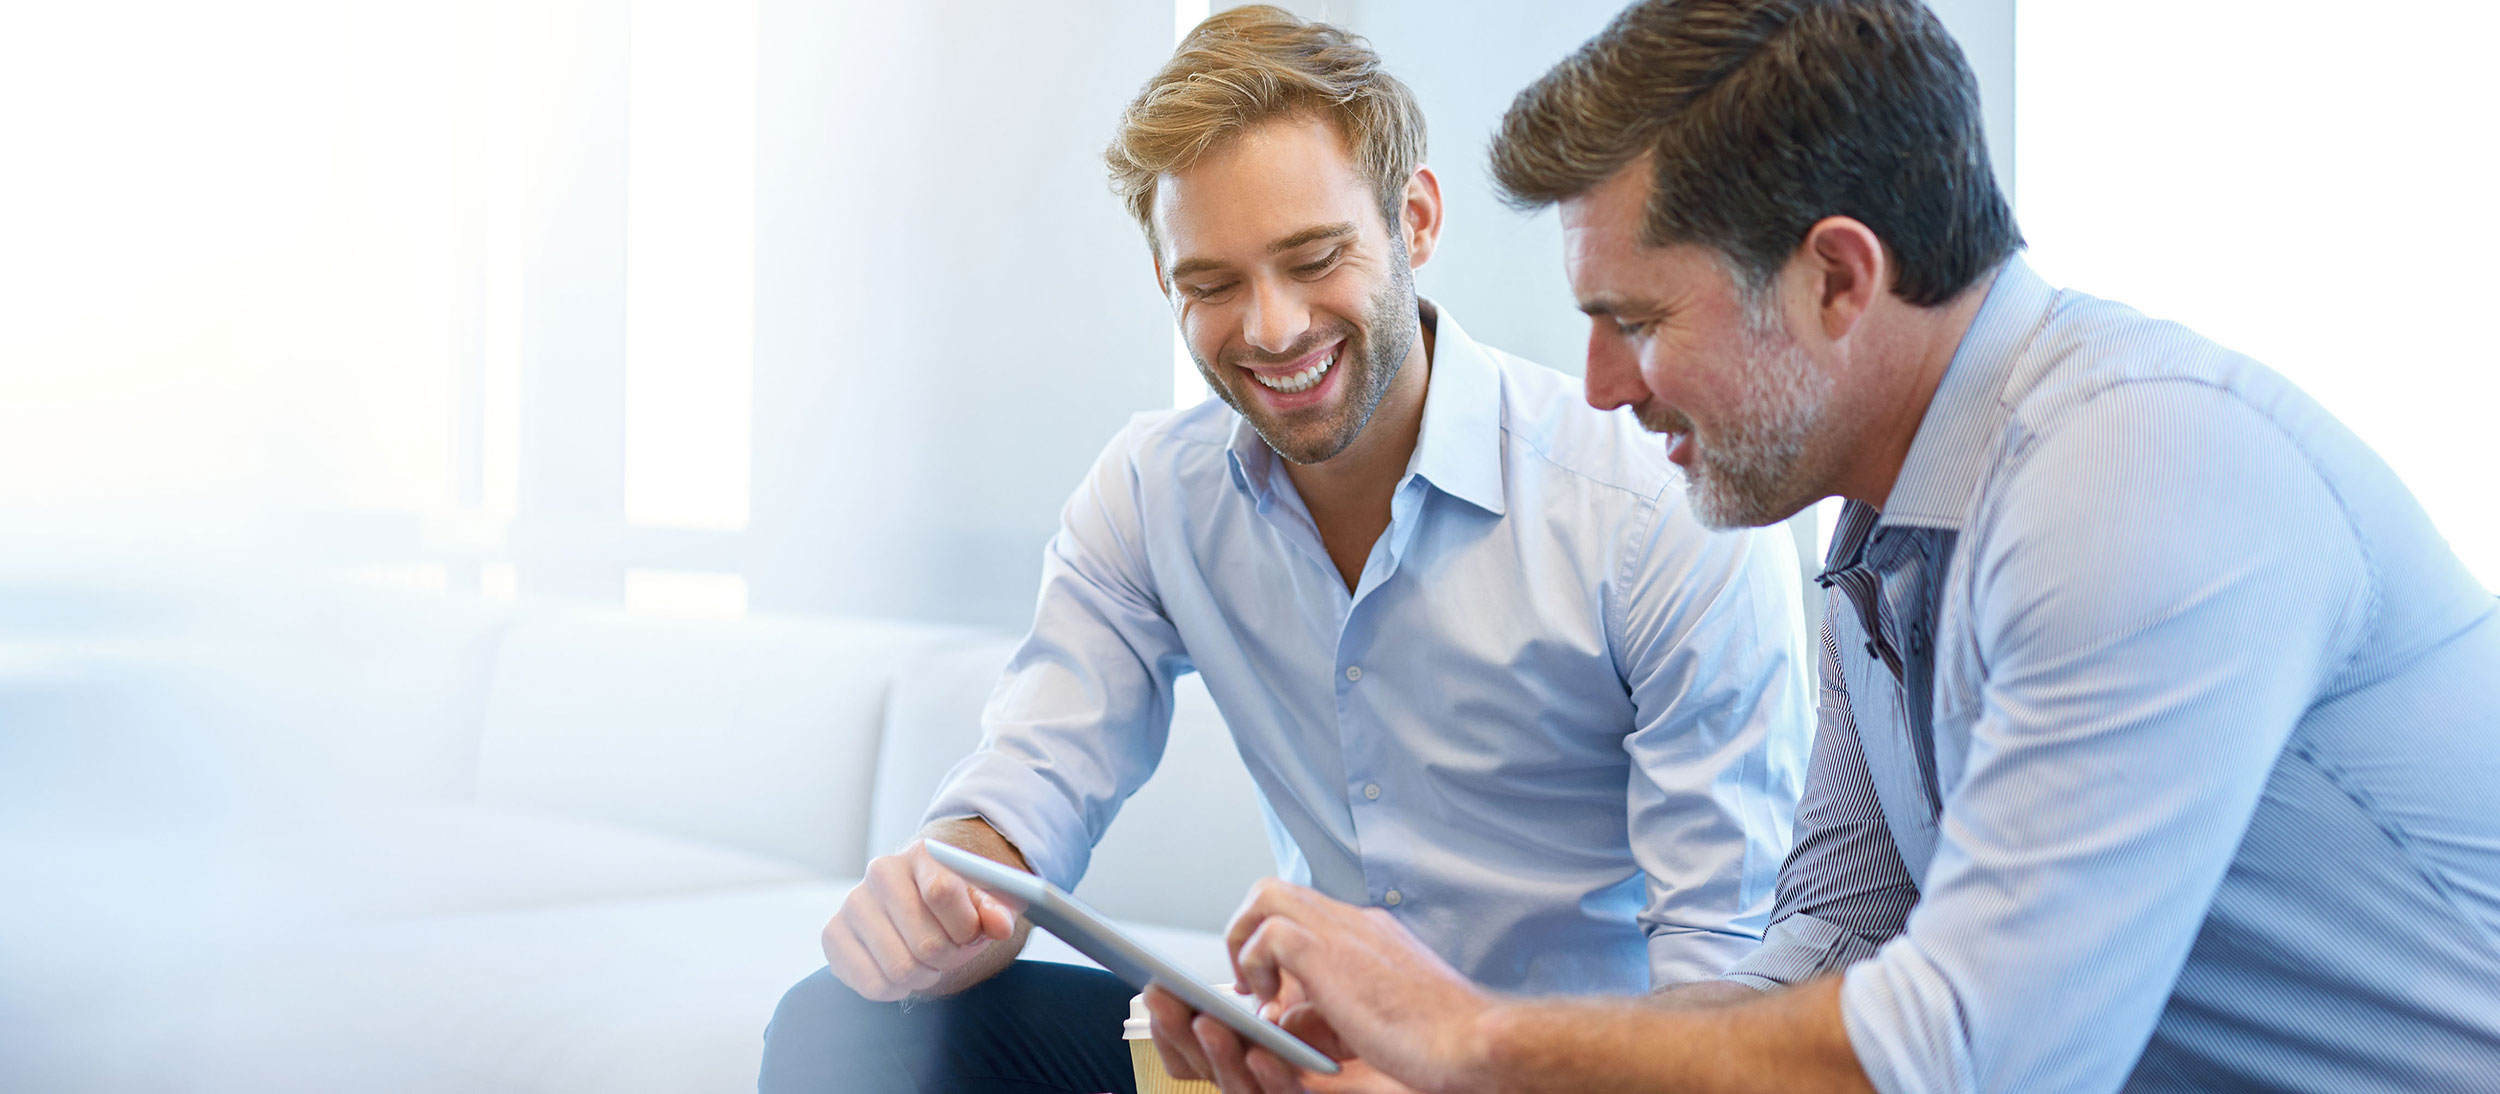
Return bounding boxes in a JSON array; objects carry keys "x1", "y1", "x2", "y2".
[
  {"x1": 1165, "y1": 2, "x2": 2500, "y2": 1092},
  {"x1": 760, "y1": 8, "x2": 1811, "y2": 1093}
]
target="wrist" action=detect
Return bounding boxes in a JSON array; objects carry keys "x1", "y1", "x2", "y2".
[{"x1": 1453, "y1": 998, "x2": 1527, "y2": 1094}]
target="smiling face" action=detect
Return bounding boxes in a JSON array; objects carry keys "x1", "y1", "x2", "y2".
[
  {"x1": 1154, "y1": 116, "x2": 1427, "y2": 466},
  {"x1": 1562, "y1": 162, "x2": 1838, "y2": 529}
]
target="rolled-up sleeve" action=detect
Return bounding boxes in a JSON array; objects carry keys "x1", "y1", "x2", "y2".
[
  {"x1": 921, "y1": 423, "x2": 1191, "y2": 891},
  {"x1": 1614, "y1": 496, "x2": 1813, "y2": 984},
  {"x1": 1838, "y1": 384, "x2": 2369, "y2": 1093},
  {"x1": 1722, "y1": 595, "x2": 1920, "y2": 990}
]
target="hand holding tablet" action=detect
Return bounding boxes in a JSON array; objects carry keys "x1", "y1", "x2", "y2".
[{"x1": 923, "y1": 839, "x2": 1342, "y2": 1076}]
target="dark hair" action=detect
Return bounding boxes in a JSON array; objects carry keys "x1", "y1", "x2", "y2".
[{"x1": 1490, "y1": 0, "x2": 2020, "y2": 305}]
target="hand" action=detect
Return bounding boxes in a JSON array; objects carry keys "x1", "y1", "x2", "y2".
[
  {"x1": 1226, "y1": 880, "x2": 1494, "y2": 1092},
  {"x1": 819, "y1": 837, "x2": 1021, "y2": 1001},
  {"x1": 1144, "y1": 978, "x2": 1421, "y2": 1094}
]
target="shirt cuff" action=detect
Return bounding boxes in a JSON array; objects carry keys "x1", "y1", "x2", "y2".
[
  {"x1": 1718, "y1": 912, "x2": 1882, "y2": 990},
  {"x1": 1839, "y1": 935, "x2": 1979, "y2": 1094},
  {"x1": 1645, "y1": 926, "x2": 1760, "y2": 984},
  {"x1": 921, "y1": 749, "x2": 1095, "y2": 892}
]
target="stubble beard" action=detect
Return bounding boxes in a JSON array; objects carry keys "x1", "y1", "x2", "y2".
[
  {"x1": 1195, "y1": 257, "x2": 1419, "y2": 466},
  {"x1": 1641, "y1": 298, "x2": 1835, "y2": 529}
]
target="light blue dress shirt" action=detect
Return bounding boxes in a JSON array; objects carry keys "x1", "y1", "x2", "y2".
[
  {"x1": 1727, "y1": 259, "x2": 2500, "y2": 1090},
  {"x1": 927, "y1": 303, "x2": 1811, "y2": 993}
]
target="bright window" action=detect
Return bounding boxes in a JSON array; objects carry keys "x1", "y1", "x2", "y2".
[
  {"x1": 624, "y1": 0, "x2": 757, "y2": 532},
  {"x1": 2016, "y1": 0, "x2": 2500, "y2": 591}
]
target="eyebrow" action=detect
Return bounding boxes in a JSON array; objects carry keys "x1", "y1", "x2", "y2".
[
  {"x1": 1167, "y1": 222, "x2": 1359, "y2": 283},
  {"x1": 1576, "y1": 293, "x2": 1659, "y2": 319}
]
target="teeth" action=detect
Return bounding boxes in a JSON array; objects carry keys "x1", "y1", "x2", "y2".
[{"x1": 1251, "y1": 351, "x2": 1335, "y2": 394}]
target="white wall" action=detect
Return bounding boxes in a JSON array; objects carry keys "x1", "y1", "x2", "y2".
[{"x1": 746, "y1": 0, "x2": 1174, "y2": 628}]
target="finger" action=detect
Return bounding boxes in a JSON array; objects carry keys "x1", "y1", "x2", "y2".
[
  {"x1": 1146, "y1": 985, "x2": 1213, "y2": 1082},
  {"x1": 1193, "y1": 1012, "x2": 1269, "y2": 1094},
  {"x1": 854, "y1": 898, "x2": 948, "y2": 991},
  {"x1": 1243, "y1": 1042, "x2": 1308, "y2": 1094},
  {"x1": 820, "y1": 918, "x2": 909, "y2": 1002},
  {"x1": 877, "y1": 865, "x2": 991, "y2": 974},
  {"x1": 1224, "y1": 878, "x2": 1306, "y2": 975},
  {"x1": 909, "y1": 845, "x2": 988, "y2": 947},
  {"x1": 1277, "y1": 1001, "x2": 1352, "y2": 1062},
  {"x1": 974, "y1": 888, "x2": 1019, "y2": 939},
  {"x1": 1272, "y1": 969, "x2": 1308, "y2": 1014},
  {"x1": 1235, "y1": 917, "x2": 1319, "y2": 1004}
]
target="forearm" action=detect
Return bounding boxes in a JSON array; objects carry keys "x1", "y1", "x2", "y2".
[
  {"x1": 1471, "y1": 977, "x2": 1869, "y2": 1094},
  {"x1": 918, "y1": 816, "x2": 1035, "y2": 997}
]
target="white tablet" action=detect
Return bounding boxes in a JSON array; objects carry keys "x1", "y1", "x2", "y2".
[{"x1": 924, "y1": 839, "x2": 1341, "y2": 1075}]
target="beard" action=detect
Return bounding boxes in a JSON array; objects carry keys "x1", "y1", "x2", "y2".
[
  {"x1": 1193, "y1": 255, "x2": 1420, "y2": 466},
  {"x1": 1640, "y1": 298, "x2": 1835, "y2": 529}
]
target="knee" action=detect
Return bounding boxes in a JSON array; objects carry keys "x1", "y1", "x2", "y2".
[
  {"x1": 764, "y1": 966, "x2": 870, "y2": 1046},
  {"x1": 761, "y1": 967, "x2": 893, "y2": 1093}
]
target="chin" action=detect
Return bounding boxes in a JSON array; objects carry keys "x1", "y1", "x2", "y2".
[{"x1": 1685, "y1": 468, "x2": 1811, "y2": 530}]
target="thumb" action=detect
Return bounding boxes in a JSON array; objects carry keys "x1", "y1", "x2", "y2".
[
  {"x1": 975, "y1": 889, "x2": 1019, "y2": 938},
  {"x1": 1278, "y1": 1002, "x2": 1353, "y2": 1061}
]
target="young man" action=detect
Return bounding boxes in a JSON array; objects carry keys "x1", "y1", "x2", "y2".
[
  {"x1": 758, "y1": 8, "x2": 1811, "y2": 1093},
  {"x1": 1168, "y1": 1, "x2": 2500, "y2": 1092}
]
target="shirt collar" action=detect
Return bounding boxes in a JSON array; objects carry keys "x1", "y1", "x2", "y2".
[
  {"x1": 1876, "y1": 256, "x2": 2060, "y2": 530},
  {"x1": 1225, "y1": 298, "x2": 1507, "y2": 516}
]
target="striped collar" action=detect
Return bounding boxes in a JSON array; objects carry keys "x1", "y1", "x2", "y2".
[{"x1": 1875, "y1": 258, "x2": 2061, "y2": 531}]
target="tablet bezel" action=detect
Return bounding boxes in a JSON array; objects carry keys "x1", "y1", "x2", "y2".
[{"x1": 923, "y1": 839, "x2": 1341, "y2": 1076}]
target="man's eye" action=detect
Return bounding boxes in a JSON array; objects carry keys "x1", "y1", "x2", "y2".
[
  {"x1": 1186, "y1": 282, "x2": 1236, "y2": 300},
  {"x1": 1292, "y1": 248, "x2": 1345, "y2": 277},
  {"x1": 1613, "y1": 318, "x2": 1656, "y2": 337}
]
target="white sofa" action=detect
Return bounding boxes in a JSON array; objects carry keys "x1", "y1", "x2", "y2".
[{"x1": 5, "y1": 587, "x2": 1277, "y2": 1092}]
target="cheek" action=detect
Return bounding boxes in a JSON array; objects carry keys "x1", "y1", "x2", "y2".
[
  {"x1": 1179, "y1": 303, "x2": 1232, "y2": 364},
  {"x1": 1639, "y1": 337, "x2": 1726, "y2": 407}
]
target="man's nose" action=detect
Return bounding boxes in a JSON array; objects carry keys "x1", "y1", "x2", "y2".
[
  {"x1": 1583, "y1": 326, "x2": 1647, "y2": 412},
  {"x1": 1241, "y1": 277, "x2": 1309, "y2": 356}
]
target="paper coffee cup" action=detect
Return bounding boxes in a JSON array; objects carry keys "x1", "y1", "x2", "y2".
[{"x1": 1126, "y1": 990, "x2": 1224, "y2": 1094}]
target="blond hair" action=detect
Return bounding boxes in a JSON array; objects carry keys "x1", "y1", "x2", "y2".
[{"x1": 1106, "y1": 5, "x2": 1426, "y2": 259}]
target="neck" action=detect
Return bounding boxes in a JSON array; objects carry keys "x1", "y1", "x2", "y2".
[
  {"x1": 1284, "y1": 315, "x2": 1435, "y2": 517},
  {"x1": 1833, "y1": 266, "x2": 1999, "y2": 510}
]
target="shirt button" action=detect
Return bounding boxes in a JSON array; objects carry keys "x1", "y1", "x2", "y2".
[
  {"x1": 1363, "y1": 783, "x2": 1381, "y2": 801},
  {"x1": 1383, "y1": 889, "x2": 1403, "y2": 907},
  {"x1": 1344, "y1": 665, "x2": 1362, "y2": 682}
]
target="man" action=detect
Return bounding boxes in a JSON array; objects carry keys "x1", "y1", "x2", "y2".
[
  {"x1": 759, "y1": 8, "x2": 1812, "y2": 1093},
  {"x1": 1164, "y1": 1, "x2": 2500, "y2": 1092}
]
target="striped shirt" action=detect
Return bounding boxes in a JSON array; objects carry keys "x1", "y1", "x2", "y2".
[{"x1": 1721, "y1": 258, "x2": 2500, "y2": 1091}]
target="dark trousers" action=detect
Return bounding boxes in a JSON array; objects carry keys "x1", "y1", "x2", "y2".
[{"x1": 759, "y1": 960, "x2": 1138, "y2": 1094}]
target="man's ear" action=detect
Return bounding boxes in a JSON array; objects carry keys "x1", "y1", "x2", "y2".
[
  {"x1": 1797, "y1": 216, "x2": 1887, "y2": 344},
  {"x1": 1398, "y1": 165, "x2": 1445, "y2": 270},
  {"x1": 1150, "y1": 250, "x2": 1171, "y2": 298}
]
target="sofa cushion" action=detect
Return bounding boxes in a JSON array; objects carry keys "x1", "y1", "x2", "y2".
[
  {"x1": 209, "y1": 802, "x2": 816, "y2": 931},
  {"x1": 875, "y1": 636, "x2": 1282, "y2": 933},
  {"x1": 474, "y1": 611, "x2": 975, "y2": 878}
]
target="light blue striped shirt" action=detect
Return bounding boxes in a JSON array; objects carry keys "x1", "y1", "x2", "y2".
[
  {"x1": 928, "y1": 303, "x2": 1811, "y2": 992},
  {"x1": 1729, "y1": 259, "x2": 2500, "y2": 1090}
]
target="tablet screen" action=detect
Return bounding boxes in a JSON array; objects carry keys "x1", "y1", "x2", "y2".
[{"x1": 923, "y1": 839, "x2": 1340, "y2": 1075}]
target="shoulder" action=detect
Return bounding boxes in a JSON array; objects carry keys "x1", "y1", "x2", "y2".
[
  {"x1": 1482, "y1": 345, "x2": 1678, "y2": 505},
  {"x1": 2004, "y1": 288, "x2": 2325, "y2": 454},
  {"x1": 1087, "y1": 399, "x2": 1239, "y2": 480},
  {"x1": 1969, "y1": 298, "x2": 2372, "y2": 642}
]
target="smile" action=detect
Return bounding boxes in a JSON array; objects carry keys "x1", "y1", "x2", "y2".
[{"x1": 1247, "y1": 347, "x2": 1337, "y2": 394}]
